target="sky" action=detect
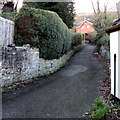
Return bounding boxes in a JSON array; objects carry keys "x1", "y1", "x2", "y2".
[{"x1": 74, "y1": 0, "x2": 120, "y2": 13}]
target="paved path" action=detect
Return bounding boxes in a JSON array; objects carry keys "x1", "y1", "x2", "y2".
[{"x1": 2, "y1": 44, "x2": 107, "y2": 118}]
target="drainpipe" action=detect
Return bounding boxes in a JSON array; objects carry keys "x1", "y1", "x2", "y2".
[
  {"x1": 83, "y1": 13, "x2": 86, "y2": 46},
  {"x1": 83, "y1": 32, "x2": 85, "y2": 46}
]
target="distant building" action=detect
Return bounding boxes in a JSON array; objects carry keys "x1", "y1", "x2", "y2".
[
  {"x1": 0, "y1": 0, "x2": 23, "y2": 13},
  {"x1": 76, "y1": 20, "x2": 94, "y2": 34},
  {"x1": 74, "y1": 13, "x2": 94, "y2": 28}
]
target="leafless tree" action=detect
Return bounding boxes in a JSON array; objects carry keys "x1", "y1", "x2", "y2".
[
  {"x1": 116, "y1": 1, "x2": 120, "y2": 18},
  {"x1": 91, "y1": 0, "x2": 113, "y2": 45}
]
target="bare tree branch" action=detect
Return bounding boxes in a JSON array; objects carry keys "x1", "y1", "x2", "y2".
[
  {"x1": 97, "y1": 0, "x2": 100, "y2": 14},
  {"x1": 116, "y1": 2, "x2": 120, "y2": 18},
  {"x1": 91, "y1": 0, "x2": 96, "y2": 14}
]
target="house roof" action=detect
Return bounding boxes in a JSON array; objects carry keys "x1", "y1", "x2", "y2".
[
  {"x1": 106, "y1": 18, "x2": 120, "y2": 33},
  {"x1": 76, "y1": 20, "x2": 93, "y2": 29},
  {"x1": 112, "y1": 18, "x2": 120, "y2": 26}
]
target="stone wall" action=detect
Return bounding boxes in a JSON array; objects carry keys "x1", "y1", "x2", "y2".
[
  {"x1": 1, "y1": 45, "x2": 82, "y2": 87},
  {"x1": 99, "y1": 45, "x2": 110, "y2": 60},
  {"x1": 0, "y1": 46, "x2": 2, "y2": 88}
]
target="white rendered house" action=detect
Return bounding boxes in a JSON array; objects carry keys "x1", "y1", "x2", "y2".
[
  {"x1": 13, "y1": 0, "x2": 23, "y2": 12},
  {"x1": 106, "y1": 19, "x2": 120, "y2": 102}
]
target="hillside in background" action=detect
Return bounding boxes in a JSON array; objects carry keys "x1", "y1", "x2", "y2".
[
  {"x1": 74, "y1": 12, "x2": 118, "y2": 28},
  {"x1": 74, "y1": 13, "x2": 94, "y2": 28}
]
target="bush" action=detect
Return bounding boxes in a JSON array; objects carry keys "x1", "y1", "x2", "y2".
[
  {"x1": 89, "y1": 98, "x2": 111, "y2": 119},
  {"x1": 0, "y1": 12, "x2": 17, "y2": 21},
  {"x1": 14, "y1": 7, "x2": 72, "y2": 59},
  {"x1": 72, "y1": 33, "x2": 83, "y2": 47},
  {"x1": 97, "y1": 34, "x2": 110, "y2": 46}
]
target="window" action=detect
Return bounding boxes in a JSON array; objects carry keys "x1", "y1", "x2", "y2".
[
  {"x1": 87, "y1": 25, "x2": 89, "y2": 28},
  {"x1": 82, "y1": 26, "x2": 84, "y2": 29}
]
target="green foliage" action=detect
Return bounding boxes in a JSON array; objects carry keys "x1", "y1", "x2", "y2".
[
  {"x1": 14, "y1": 7, "x2": 72, "y2": 60},
  {"x1": 0, "y1": 12, "x2": 17, "y2": 21},
  {"x1": 72, "y1": 33, "x2": 83, "y2": 47},
  {"x1": 97, "y1": 34, "x2": 110, "y2": 46},
  {"x1": 14, "y1": 35, "x2": 23, "y2": 45},
  {"x1": 91, "y1": 107, "x2": 109, "y2": 119},
  {"x1": 25, "y1": 2, "x2": 75, "y2": 28},
  {"x1": 89, "y1": 98, "x2": 111, "y2": 119}
]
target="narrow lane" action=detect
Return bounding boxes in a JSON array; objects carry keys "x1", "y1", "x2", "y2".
[{"x1": 2, "y1": 44, "x2": 107, "y2": 118}]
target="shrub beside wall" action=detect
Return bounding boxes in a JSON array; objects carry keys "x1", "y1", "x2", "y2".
[
  {"x1": 99, "y1": 34, "x2": 110, "y2": 46},
  {"x1": 0, "y1": 12, "x2": 17, "y2": 21},
  {"x1": 72, "y1": 33, "x2": 83, "y2": 47},
  {"x1": 14, "y1": 7, "x2": 72, "y2": 60},
  {"x1": 96, "y1": 34, "x2": 110, "y2": 60}
]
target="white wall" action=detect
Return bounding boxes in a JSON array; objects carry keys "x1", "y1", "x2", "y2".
[
  {"x1": 110, "y1": 31, "x2": 120, "y2": 99},
  {"x1": 0, "y1": 17, "x2": 14, "y2": 47},
  {"x1": 13, "y1": 0, "x2": 23, "y2": 12}
]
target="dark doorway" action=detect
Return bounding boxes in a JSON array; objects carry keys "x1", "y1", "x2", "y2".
[{"x1": 114, "y1": 54, "x2": 116, "y2": 96}]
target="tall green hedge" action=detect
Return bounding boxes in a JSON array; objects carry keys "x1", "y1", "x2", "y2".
[
  {"x1": 71, "y1": 33, "x2": 83, "y2": 47},
  {"x1": 14, "y1": 7, "x2": 72, "y2": 59}
]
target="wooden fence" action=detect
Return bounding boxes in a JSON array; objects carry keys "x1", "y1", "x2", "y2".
[{"x1": 0, "y1": 17, "x2": 14, "y2": 47}]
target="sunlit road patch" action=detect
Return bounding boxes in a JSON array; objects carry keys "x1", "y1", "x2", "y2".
[{"x1": 61, "y1": 65, "x2": 88, "y2": 76}]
